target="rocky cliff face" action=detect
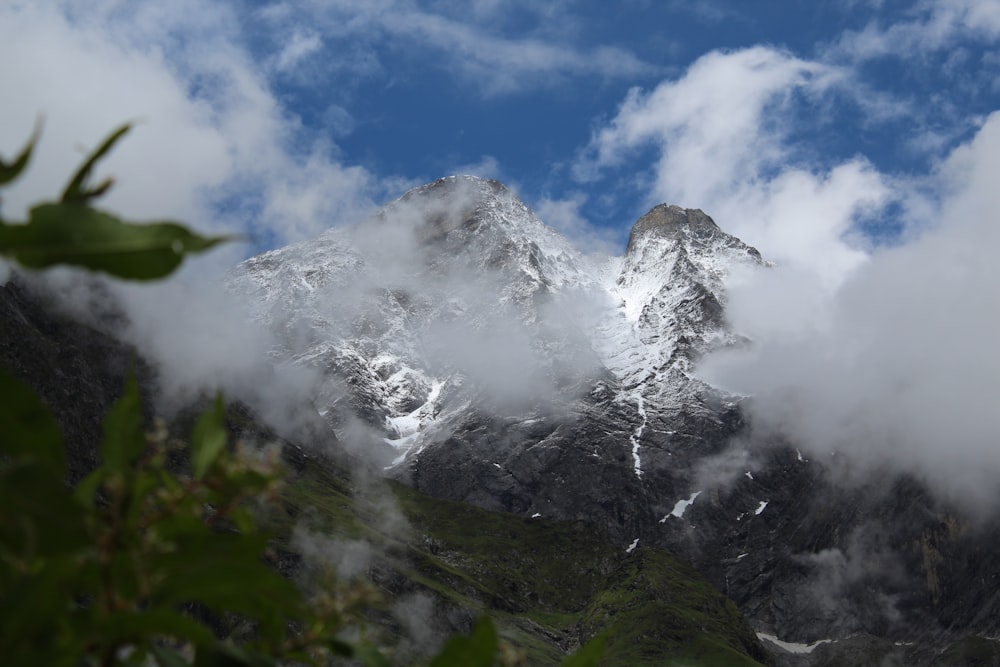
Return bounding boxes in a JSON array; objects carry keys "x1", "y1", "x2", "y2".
[{"x1": 228, "y1": 175, "x2": 1000, "y2": 663}]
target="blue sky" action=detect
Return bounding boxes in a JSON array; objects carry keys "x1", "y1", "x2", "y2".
[
  {"x1": 2, "y1": 0, "x2": 1000, "y2": 501},
  {"x1": 3, "y1": 0, "x2": 999, "y2": 264}
]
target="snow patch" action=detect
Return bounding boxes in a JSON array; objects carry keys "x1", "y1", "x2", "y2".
[
  {"x1": 626, "y1": 538, "x2": 639, "y2": 553},
  {"x1": 531, "y1": 513, "x2": 541, "y2": 519},
  {"x1": 745, "y1": 471, "x2": 754, "y2": 480},
  {"x1": 629, "y1": 392, "x2": 647, "y2": 478},
  {"x1": 663, "y1": 491, "x2": 702, "y2": 521},
  {"x1": 757, "y1": 633, "x2": 833, "y2": 655},
  {"x1": 755, "y1": 500, "x2": 769, "y2": 516},
  {"x1": 384, "y1": 378, "x2": 444, "y2": 466}
]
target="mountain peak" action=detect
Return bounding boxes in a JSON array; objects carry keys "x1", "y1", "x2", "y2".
[
  {"x1": 625, "y1": 204, "x2": 763, "y2": 265},
  {"x1": 361, "y1": 175, "x2": 526, "y2": 246},
  {"x1": 626, "y1": 204, "x2": 721, "y2": 252},
  {"x1": 399, "y1": 174, "x2": 508, "y2": 205}
]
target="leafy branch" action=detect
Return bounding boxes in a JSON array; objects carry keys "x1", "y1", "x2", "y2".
[{"x1": 0, "y1": 122, "x2": 230, "y2": 280}]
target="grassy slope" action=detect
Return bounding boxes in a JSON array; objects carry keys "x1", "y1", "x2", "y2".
[{"x1": 276, "y1": 454, "x2": 769, "y2": 666}]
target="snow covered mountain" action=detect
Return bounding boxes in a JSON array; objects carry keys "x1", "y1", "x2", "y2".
[
  {"x1": 228, "y1": 176, "x2": 761, "y2": 473},
  {"x1": 227, "y1": 175, "x2": 1000, "y2": 663}
]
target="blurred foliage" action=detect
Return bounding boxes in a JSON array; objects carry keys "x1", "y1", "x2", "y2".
[
  {"x1": 0, "y1": 368, "x2": 378, "y2": 666},
  {"x1": 0, "y1": 122, "x2": 229, "y2": 280},
  {"x1": 0, "y1": 125, "x2": 603, "y2": 666}
]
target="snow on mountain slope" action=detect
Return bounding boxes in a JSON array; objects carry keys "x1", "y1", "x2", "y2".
[
  {"x1": 226, "y1": 176, "x2": 1000, "y2": 656},
  {"x1": 592, "y1": 204, "x2": 765, "y2": 475},
  {"x1": 227, "y1": 176, "x2": 758, "y2": 472}
]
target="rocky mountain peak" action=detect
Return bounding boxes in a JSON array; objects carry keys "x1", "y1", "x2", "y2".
[
  {"x1": 626, "y1": 204, "x2": 762, "y2": 263},
  {"x1": 627, "y1": 204, "x2": 716, "y2": 249},
  {"x1": 369, "y1": 175, "x2": 518, "y2": 244}
]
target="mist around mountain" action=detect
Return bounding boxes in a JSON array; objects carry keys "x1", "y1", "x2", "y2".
[
  {"x1": 228, "y1": 175, "x2": 1000, "y2": 663},
  {"x1": 12, "y1": 173, "x2": 1000, "y2": 665}
]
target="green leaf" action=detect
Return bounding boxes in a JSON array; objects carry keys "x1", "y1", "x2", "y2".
[
  {"x1": 560, "y1": 634, "x2": 606, "y2": 667},
  {"x1": 0, "y1": 202, "x2": 229, "y2": 281},
  {"x1": 193, "y1": 643, "x2": 275, "y2": 667},
  {"x1": 0, "y1": 556, "x2": 95, "y2": 663},
  {"x1": 191, "y1": 394, "x2": 227, "y2": 479},
  {"x1": 151, "y1": 646, "x2": 191, "y2": 667},
  {"x1": 0, "y1": 462, "x2": 88, "y2": 559},
  {"x1": 0, "y1": 118, "x2": 41, "y2": 186},
  {"x1": 352, "y1": 643, "x2": 392, "y2": 667},
  {"x1": 60, "y1": 123, "x2": 130, "y2": 203},
  {"x1": 93, "y1": 609, "x2": 216, "y2": 648},
  {"x1": 100, "y1": 371, "x2": 145, "y2": 472},
  {"x1": 150, "y1": 533, "x2": 300, "y2": 616},
  {"x1": 73, "y1": 468, "x2": 106, "y2": 509},
  {"x1": 429, "y1": 617, "x2": 498, "y2": 667},
  {"x1": 0, "y1": 367, "x2": 64, "y2": 473}
]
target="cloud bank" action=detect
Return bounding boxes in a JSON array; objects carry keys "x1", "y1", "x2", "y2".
[
  {"x1": 0, "y1": 1, "x2": 397, "y2": 437},
  {"x1": 579, "y1": 46, "x2": 890, "y2": 288},
  {"x1": 0, "y1": 1, "x2": 397, "y2": 249},
  {"x1": 577, "y1": 39, "x2": 1000, "y2": 506},
  {"x1": 701, "y1": 113, "x2": 1000, "y2": 507}
]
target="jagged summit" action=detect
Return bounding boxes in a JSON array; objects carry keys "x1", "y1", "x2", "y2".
[
  {"x1": 627, "y1": 204, "x2": 715, "y2": 248},
  {"x1": 626, "y1": 204, "x2": 762, "y2": 261},
  {"x1": 404, "y1": 174, "x2": 508, "y2": 198},
  {"x1": 228, "y1": 175, "x2": 764, "y2": 506},
  {"x1": 371, "y1": 175, "x2": 510, "y2": 240}
]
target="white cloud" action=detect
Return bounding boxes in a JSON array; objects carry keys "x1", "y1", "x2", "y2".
[
  {"x1": 0, "y1": 0, "x2": 393, "y2": 245},
  {"x1": 579, "y1": 42, "x2": 1000, "y2": 507},
  {"x1": 273, "y1": 30, "x2": 323, "y2": 73},
  {"x1": 0, "y1": 2, "x2": 230, "y2": 226},
  {"x1": 253, "y1": 0, "x2": 656, "y2": 95},
  {"x1": 700, "y1": 112, "x2": 1000, "y2": 508},
  {"x1": 0, "y1": 0, "x2": 404, "y2": 427},
  {"x1": 449, "y1": 154, "x2": 503, "y2": 180},
  {"x1": 663, "y1": 0, "x2": 745, "y2": 24},
  {"x1": 580, "y1": 46, "x2": 888, "y2": 287},
  {"x1": 533, "y1": 192, "x2": 623, "y2": 256},
  {"x1": 386, "y1": 10, "x2": 652, "y2": 94},
  {"x1": 830, "y1": 0, "x2": 1000, "y2": 61}
]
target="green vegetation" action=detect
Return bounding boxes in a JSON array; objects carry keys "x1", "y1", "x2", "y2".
[
  {"x1": 0, "y1": 125, "x2": 379, "y2": 665},
  {"x1": 276, "y1": 451, "x2": 768, "y2": 665}
]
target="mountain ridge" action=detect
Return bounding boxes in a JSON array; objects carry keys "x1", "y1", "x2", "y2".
[{"x1": 223, "y1": 175, "x2": 1000, "y2": 664}]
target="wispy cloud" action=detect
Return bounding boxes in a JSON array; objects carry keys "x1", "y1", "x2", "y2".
[
  {"x1": 577, "y1": 46, "x2": 887, "y2": 287},
  {"x1": 701, "y1": 112, "x2": 1000, "y2": 508},
  {"x1": 272, "y1": 29, "x2": 323, "y2": 73},
  {"x1": 533, "y1": 192, "x2": 624, "y2": 256},
  {"x1": 383, "y1": 10, "x2": 653, "y2": 94},
  {"x1": 0, "y1": 0, "x2": 397, "y2": 248},
  {"x1": 251, "y1": 0, "x2": 657, "y2": 95},
  {"x1": 577, "y1": 39, "x2": 1000, "y2": 507},
  {"x1": 828, "y1": 0, "x2": 1000, "y2": 61}
]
